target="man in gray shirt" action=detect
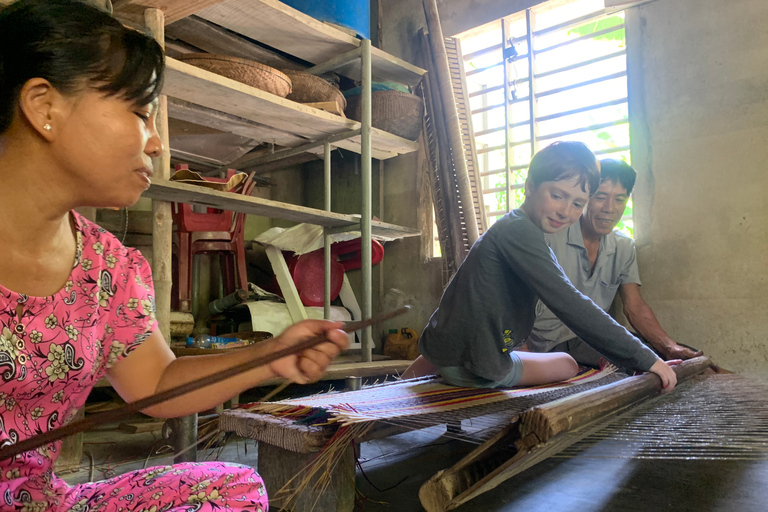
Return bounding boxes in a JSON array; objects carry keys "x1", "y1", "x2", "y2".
[{"x1": 526, "y1": 159, "x2": 702, "y2": 365}]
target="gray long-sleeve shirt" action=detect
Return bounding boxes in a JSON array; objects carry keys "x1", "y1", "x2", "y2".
[{"x1": 419, "y1": 209, "x2": 658, "y2": 382}]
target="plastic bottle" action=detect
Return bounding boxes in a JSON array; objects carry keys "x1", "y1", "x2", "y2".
[
  {"x1": 186, "y1": 334, "x2": 239, "y2": 349},
  {"x1": 383, "y1": 328, "x2": 420, "y2": 360}
]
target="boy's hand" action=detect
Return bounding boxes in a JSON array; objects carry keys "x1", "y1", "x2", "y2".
[
  {"x1": 648, "y1": 358, "x2": 681, "y2": 392},
  {"x1": 269, "y1": 320, "x2": 349, "y2": 384}
]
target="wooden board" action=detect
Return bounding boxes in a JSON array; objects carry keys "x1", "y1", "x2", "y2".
[
  {"x1": 166, "y1": 15, "x2": 304, "y2": 70},
  {"x1": 197, "y1": 0, "x2": 425, "y2": 86},
  {"x1": 163, "y1": 57, "x2": 419, "y2": 159},
  {"x1": 142, "y1": 180, "x2": 422, "y2": 239},
  {"x1": 167, "y1": 98, "x2": 311, "y2": 149},
  {"x1": 113, "y1": 0, "x2": 226, "y2": 24}
]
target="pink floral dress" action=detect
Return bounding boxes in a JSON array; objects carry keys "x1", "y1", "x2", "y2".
[{"x1": 0, "y1": 213, "x2": 269, "y2": 511}]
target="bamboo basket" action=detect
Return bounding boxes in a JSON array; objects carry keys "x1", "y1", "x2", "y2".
[
  {"x1": 281, "y1": 69, "x2": 346, "y2": 114},
  {"x1": 179, "y1": 54, "x2": 292, "y2": 97},
  {"x1": 345, "y1": 90, "x2": 424, "y2": 141}
]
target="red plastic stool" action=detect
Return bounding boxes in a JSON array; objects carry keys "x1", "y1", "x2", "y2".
[
  {"x1": 333, "y1": 239, "x2": 385, "y2": 271},
  {"x1": 279, "y1": 239, "x2": 385, "y2": 307},
  {"x1": 171, "y1": 165, "x2": 255, "y2": 312}
]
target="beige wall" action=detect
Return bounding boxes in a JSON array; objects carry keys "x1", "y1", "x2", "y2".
[{"x1": 627, "y1": 0, "x2": 768, "y2": 373}]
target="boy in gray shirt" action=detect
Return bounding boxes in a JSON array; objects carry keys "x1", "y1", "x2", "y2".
[{"x1": 405, "y1": 142, "x2": 678, "y2": 390}]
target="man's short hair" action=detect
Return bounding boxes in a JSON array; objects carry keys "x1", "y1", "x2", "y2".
[
  {"x1": 527, "y1": 141, "x2": 599, "y2": 195},
  {"x1": 599, "y1": 159, "x2": 637, "y2": 195}
]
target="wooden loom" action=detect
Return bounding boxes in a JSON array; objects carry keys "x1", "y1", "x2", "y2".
[
  {"x1": 219, "y1": 356, "x2": 717, "y2": 511},
  {"x1": 418, "y1": 356, "x2": 717, "y2": 511}
]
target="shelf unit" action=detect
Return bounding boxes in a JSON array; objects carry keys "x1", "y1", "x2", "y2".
[{"x1": 130, "y1": 0, "x2": 426, "y2": 363}]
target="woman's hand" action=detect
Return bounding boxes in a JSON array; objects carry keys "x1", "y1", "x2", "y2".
[
  {"x1": 268, "y1": 320, "x2": 350, "y2": 384},
  {"x1": 648, "y1": 358, "x2": 682, "y2": 393}
]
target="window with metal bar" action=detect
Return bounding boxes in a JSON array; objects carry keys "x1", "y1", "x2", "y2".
[{"x1": 457, "y1": 0, "x2": 634, "y2": 236}]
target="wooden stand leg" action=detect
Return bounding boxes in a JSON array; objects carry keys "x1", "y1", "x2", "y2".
[
  {"x1": 258, "y1": 442, "x2": 356, "y2": 512},
  {"x1": 54, "y1": 409, "x2": 84, "y2": 473}
]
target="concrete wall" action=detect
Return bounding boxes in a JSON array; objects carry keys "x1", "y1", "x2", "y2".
[
  {"x1": 627, "y1": 0, "x2": 768, "y2": 373},
  {"x1": 381, "y1": 0, "x2": 545, "y2": 54}
]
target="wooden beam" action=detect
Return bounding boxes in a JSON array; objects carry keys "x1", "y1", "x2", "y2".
[
  {"x1": 113, "y1": 0, "x2": 226, "y2": 24},
  {"x1": 519, "y1": 356, "x2": 715, "y2": 442},
  {"x1": 168, "y1": 98, "x2": 307, "y2": 147},
  {"x1": 145, "y1": 8, "x2": 173, "y2": 345},
  {"x1": 166, "y1": 15, "x2": 304, "y2": 70}
]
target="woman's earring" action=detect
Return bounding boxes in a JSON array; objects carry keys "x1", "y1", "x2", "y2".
[{"x1": 43, "y1": 124, "x2": 52, "y2": 131}]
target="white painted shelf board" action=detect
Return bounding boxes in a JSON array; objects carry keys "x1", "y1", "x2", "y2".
[
  {"x1": 143, "y1": 180, "x2": 421, "y2": 239},
  {"x1": 197, "y1": 0, "x2": 426, "y2": 86},
  {"x1": 163, "y1": 57, "x2": 419, "y2": 159}
]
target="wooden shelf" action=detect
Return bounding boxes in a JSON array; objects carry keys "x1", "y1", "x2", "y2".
[
  {"x1": 164, "y1": 57, "x2": 419, "y2": 159},
  {"x1": 142, "y1": 179, "x2": 421, "y2": 239},
  {"x1": 196, "y1": 0, "x2": 426, "y2": 86}
]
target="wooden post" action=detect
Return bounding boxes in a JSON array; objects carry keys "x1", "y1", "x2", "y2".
[
  {"x1": 422, "y1": 0, "x2": 480, "y2": 247},
  {"x1": 259, "y1": 442, "x2": 356, "y2": 512},
  {"x1": 144, "y1": 8, "x2": 172, "y2": 344}
]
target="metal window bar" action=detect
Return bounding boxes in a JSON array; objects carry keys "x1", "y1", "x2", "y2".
[
  {"x1": 469, "y1": 70, "x2": 625, "y2": 117},
  {"x1": 534, "y1": 24, "x2": 625, "y2": 55},
  {"x1": 536, "y1": 70, "x2": 627, "y2": 98},
  {"x1": 480, "y1": 162, "x2": 529, "y2": 177},
  {"x1": 462, "y1": 33, "x2": 527, "y2": 62},
  {"x1": 467, "y1": 48, "x2": 625, "y2": 99},
  {"x1": 533, "y1": 9, "x2": 612, "y2": 37},
  {"x1": 473, "y1": 97, "x2": 627, "y2": 139},
  {"x1": 537, "y1": 119, "x2": 628, "y2": 142},
  {"x1": 461, "y1": 8, "x2": 613, "y2": 65},
  {"x1": 483, "y1": 183, "x2": 525, "y2": 194},
  {"x1": 467, "y1": 48, "x2": 626, "y2": 101},
  {"x1": 502, "y1": 18, "x2": 512, "y2": 212},
  {"x1": 474, "y1": 119, "x2": 531, "y2": 138},
  {"x1": 476, "y1": 138, "x2": 531, "y2": 155},
  {"x1": 471, "y1": 95, "x2": 530, "y2": 115},
  {"x1": 462, "y1": 4, "x2": 629, "y2": 220}
]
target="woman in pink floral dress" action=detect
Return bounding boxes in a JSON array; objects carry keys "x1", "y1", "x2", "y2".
[{"x1": 0, "y1": 1, "x2": 349, "y2": 511}]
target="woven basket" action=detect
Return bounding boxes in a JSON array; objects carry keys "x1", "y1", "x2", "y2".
[
  {"x1": 345, "y1": 90, "x2": 424, "y2": 141},
  {"x1": 179, "y1": 54, "x2": 292, "y2": 97},
  {"x1": 280, "y1": 69, "x2": 346, "y2": 113}
]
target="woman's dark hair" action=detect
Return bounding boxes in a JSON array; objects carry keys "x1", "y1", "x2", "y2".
[
  {"x1": 599, "y1": 158, "x2": 637, "y2": 195},
  {"x1": 0, "y1": 0, "x2": 165, "y2": 134},
  {"x1": 526, "y1": 141, "x2": 599, "y2": 196}
]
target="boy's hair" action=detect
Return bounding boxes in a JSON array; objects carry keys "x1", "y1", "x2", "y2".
[
  {"x1": 526, "y1": 141, "x2": 599, "y2": 195},
  {"x1": 599, "y1": 159, "x2": 637, "y2": 195},
  {"x1": 0, "y1": 0, "x2": 165, "y2": 134}
]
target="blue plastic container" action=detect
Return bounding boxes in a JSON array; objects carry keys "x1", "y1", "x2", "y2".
[{"x1": 282, "y1": 0, "x2": 370, "y2": 39}]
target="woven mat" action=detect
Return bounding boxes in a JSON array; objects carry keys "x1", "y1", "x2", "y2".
[{"x1": 243, "y1": 365, "x2": 620, "y2": 425}]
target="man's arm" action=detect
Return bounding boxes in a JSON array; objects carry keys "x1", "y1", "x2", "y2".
[{"x1": 619, "y1": 283, "x2": 703, "y2": 360}]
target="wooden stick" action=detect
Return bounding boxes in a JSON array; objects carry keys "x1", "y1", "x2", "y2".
[
  {"x1": 422, "y1": 0, "x2": 480, "y2": 247},
  {"x1": 519, "y1": 356, "x2": 714, "y2": 442},
  {"x1": 146, "y1": 8, "x2": 173, "y2": 345},
  {"x1": 0, "y1": 307, "x2": 410, "y2": 460}
]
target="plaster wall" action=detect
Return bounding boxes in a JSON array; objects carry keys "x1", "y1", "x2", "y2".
[{"x1": 627, "y1": 0, "x2": 768, "y2": 373}]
